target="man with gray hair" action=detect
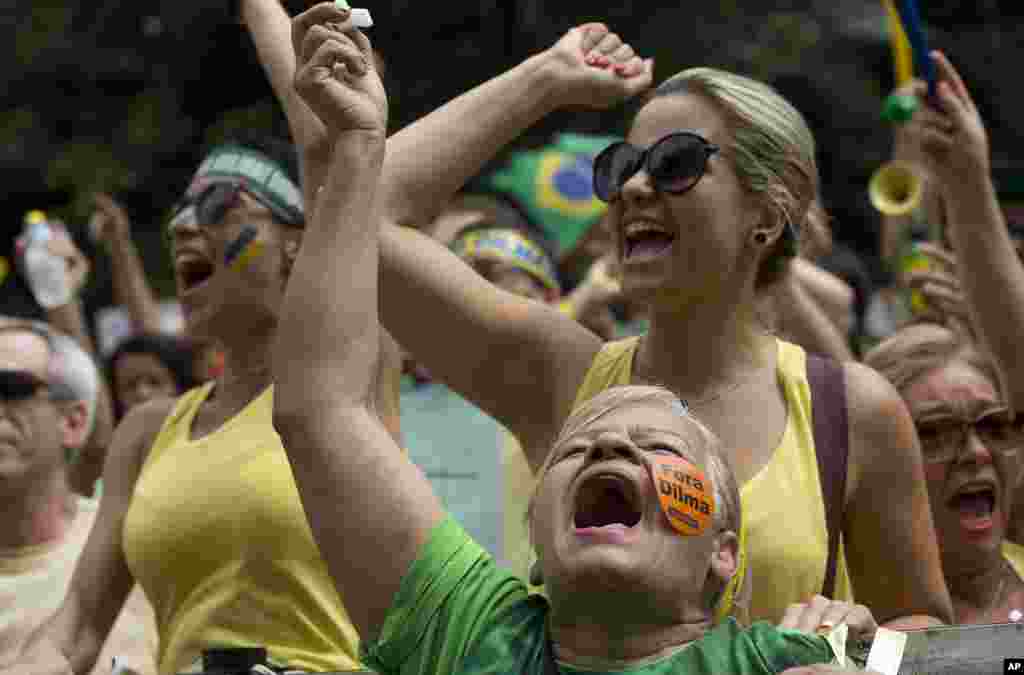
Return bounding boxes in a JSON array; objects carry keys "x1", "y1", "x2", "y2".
[{"x1": 0, "y1": 317, "x2": 157, "y2": 675}]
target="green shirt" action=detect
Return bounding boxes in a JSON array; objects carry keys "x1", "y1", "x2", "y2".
[{"x1": 362, "y1": 517, "x2": 836, "y2": 675}]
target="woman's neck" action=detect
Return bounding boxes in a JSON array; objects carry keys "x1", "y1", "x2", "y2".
[
  {"x1": 209, "y1": 332, "x2": 275, "y2": 408},
  {"x1": 550, "y1": 615, "x2": 709, "y2": 668},
  {"x1": 948, "y1": 554, "x2": 1018, "y2": 621},
  {"x1": 638, "y1": 296, "x2": 770, "y2": 400}
]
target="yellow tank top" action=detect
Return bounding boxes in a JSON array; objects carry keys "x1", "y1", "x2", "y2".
[
  {"x1": 122, "y1": 383, "x2": 362, "y2": 675},
  {"x1": 1004, "y1": 541, "x2": 1024, "y2": 580},
  {"x1": 568, "y1": 336, "x2": 854, "y2": 624}
]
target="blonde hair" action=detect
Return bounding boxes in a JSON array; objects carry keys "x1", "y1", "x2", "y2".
[
  {"x1": 864, "y1": 322, "x2": 1001, "y2": 400},
  {"x1": 649, "y1": 68, "x2": 830, "y2": 286}
]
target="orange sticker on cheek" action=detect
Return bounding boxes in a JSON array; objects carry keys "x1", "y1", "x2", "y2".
[{"x1": 650, "y1": 456, "x2": 715, "y2": 536}]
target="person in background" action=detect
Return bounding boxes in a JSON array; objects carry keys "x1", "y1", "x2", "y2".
[
  {"x1": 106, "y1": 334, "x2": 204, "y2": 421},
  {"x1": 0, "y1": 318, "x2": 157, "y2": 675},
  {"x1": 270, "y1": 19, "x2": 879, "y2": 670},
  {"x1": 482, "y1": 135, "x2": 628, "y2": 340},
  {"x1": 882, "y1": 55, "x2": 1024, "y2": 555},
  {"x1": 866, "y1": 322, "x2": 1024, "y2": 625}
]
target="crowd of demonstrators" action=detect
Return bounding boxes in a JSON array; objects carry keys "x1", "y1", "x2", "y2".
[
  {"x1": 0, "y1": 318, "x2": 158, "y2": 675},
  {"x1": 368, "y1": 35, "x2": 949, "y2": 633},
  {"x1": 1, "y1": 1, "x2": 1024, "y2": 674},
  {"x1": 269, "y1": 13, "x2": 873, "y2": 675}
]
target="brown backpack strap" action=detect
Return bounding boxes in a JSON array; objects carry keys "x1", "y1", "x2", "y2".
[{"x1": 805, "y1": 354, "x2": 849, "y2": 600}]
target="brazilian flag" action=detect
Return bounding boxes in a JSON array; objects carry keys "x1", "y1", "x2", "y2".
[{"x1": 486, "y1": 133, "x2": 621, "y2": 256}]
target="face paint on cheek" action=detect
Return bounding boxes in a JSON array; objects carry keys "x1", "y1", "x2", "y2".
[
  {"x1": 648, "y1": 456, "x2": 715, "y2": 536},
  {"x1": 224, "y1": 225, "x2": 265, "y2": 271}
]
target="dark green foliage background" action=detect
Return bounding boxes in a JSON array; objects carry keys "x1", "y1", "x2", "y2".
[{"x1": 2, "y1": 1, "x2": 1021, "y2": 319}]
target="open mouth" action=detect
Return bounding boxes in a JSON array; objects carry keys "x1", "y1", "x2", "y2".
[
  {"x1": 948, "y1": 484, "x2": 997, "y2": 531},
  {"x1": 177, "y1": 258, "x2": 216, "y2": 292},
  {"x1": 624, "y1": 225, "x2": 675, "y2": 260},
  {"x1": 573, "y1": 473, "x2": 643, "y2": 529}
]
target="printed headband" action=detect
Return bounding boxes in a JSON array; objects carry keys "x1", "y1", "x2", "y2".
[
  {"x1": 451, "y1": 228, "x2": 560, "y2": 293},
  {"x1": 187, "y1": 145, "x2": 304, "y2": 225},
  {"x1": 486, "y1": 133, "x2": 621, "y2": 255}
]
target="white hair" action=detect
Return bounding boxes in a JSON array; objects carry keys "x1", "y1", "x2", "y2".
[{"x1": 0, "y1": 318, "x2": 99, "y2": 439}]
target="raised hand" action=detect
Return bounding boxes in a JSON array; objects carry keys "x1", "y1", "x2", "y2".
[
  {"x1": 904, "y1": 51, "x2": 990, "y2": 185},
  {"x1": 292, "y1": 2, "x2": 387, "y2": 139},
  {"x1": 89, "y1": 192, "x2": 132, "y2": 245},
  {"x1": 546, "y1": 22, "x2": 654, "y2": 109}
]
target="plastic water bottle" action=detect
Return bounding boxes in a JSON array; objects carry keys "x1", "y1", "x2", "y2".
[{"x1": 19, "y1": 210, "x2": 71, "y2": 308}]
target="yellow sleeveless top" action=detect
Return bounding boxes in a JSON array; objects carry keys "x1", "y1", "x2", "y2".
[
  {"x1": 122, "y1": 383, "x2": 362, "y2": 675},
  {"x1": 1004, "y1": 541, "x2": 1024, "y2": 579},
  {"x1": 568, "y1": 336, "x2": 854, "y2": 624}
]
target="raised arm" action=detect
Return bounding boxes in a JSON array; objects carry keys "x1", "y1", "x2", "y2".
[
  {"x1": 842, "y1": 362, "x2": 954, "y2": 627},
  {"x1": 270, "y1": 6, "x2": 441, "y2": 640},
  {"x1": 912, "y1": 52, "x2": 1024, "y2": 411},
  {"x1": 769, "y1": 266, "x2": 854, "y2": 362},
  {"x1": 241, "y1": 0, "x2": 329, "y2": 208},
  {"x1": 90, "y1": 193, "x2": 163, "y2": 335},
  {"x1": 2, "y1": 398, "x2": 173, "y2": 675},
  {"x1": 376, "y1": 24, "x2": 652, "y2": 460}
]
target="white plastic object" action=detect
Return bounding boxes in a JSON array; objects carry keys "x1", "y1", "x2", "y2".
[
  {"x1": 350, "y1": 8, "x2": 373, "y2": 28},
  {"x1": 20, "y1": 214, "x2": 72, "y2": 309}
]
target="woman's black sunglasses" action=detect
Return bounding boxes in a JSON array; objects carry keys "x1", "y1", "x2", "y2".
[
  {"x1": 0, "y1": 370, "x2": 49, "y2": 403},
  {"x1": 593, "y1": 132, "x2": 720, "y2": 203}
]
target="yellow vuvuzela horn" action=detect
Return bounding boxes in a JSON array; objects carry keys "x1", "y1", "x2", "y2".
[{"x1": 869, "y1": 161, "x2": 922, "y2": 216}]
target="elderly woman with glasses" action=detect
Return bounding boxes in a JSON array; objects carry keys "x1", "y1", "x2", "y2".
[{"x1": 866, "y1": 322, "x2": 1024, "y2": 624}]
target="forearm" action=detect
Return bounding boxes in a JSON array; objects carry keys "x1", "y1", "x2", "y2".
[
  {"x1": 10, "y1": 600, "x2": 98, "y2": 675},
  {"x1": 241, "y1": 0, "x2": 324, "y2": 206},
  {"x1": 792, "y1": 259, "x2": 854, "y2": 336},
  {"x1": 275, "y1": 133, "x2": 385, "y2": 413},
  {"x1": 106, "y1": 233, "x2": 162, "y2": 334},
  {"x1": 944, "y1": 175, "x2": 1024, "y2": 408},
  {"x1": 774, "y1": 279, "x2": 854, "y2": 362},
  {"x1": 880, "y1": 615, "x2": 944, "y2": 630},
  {"x1": 380, "y1": 50, "x2": 562, "y2": 227}
]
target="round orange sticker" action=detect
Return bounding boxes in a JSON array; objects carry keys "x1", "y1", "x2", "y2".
[{"x1": 649, "y1": 456, "x2": 715, "y2": 536}]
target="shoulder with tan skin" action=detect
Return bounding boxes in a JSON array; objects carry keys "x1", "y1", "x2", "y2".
[
  {"x1": 841, "y1": 360, "x2": 954, "y2": 626},
  {"x1": 11, "y1": 396, "x2": 174, "y2": 675}
]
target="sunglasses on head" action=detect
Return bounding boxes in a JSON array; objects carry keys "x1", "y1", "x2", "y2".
[
  {"x1": 0, "y1": 370, "x2": 49, "y2": 403},
  {"x1": 593, "y1": 132, "x2": 720, "y2": 203}
]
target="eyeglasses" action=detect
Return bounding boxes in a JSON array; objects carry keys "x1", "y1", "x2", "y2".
[
  {"x1": 170, "y1": 181, "x2": 303, "y2": 231},
  {"x1": 0, "y1": 370, "x2": 49, "y2": 403},
  {"x1": 593, "y1": 132, "x2": 720, "y2": 203},
  {"x1": 914, "y1": 406, "x2": 1024, "y2": 464}
]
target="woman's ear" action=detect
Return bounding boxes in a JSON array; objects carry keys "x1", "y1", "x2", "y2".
[
  {"x1": 710, "y1": 529, "x2": 739, "y2": 584},
  {"x1": 58, "y1": 400, "x2": 90, "y2": 453},
  {"x1": 748, "y1": 208, "x2": 786, "y2": 250}
]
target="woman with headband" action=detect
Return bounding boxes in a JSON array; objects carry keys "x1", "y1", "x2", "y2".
[{"x1": 5, "y1": 132, "x2": 404, "y2": 674}]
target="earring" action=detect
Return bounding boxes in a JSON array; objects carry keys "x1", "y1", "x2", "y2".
[{"x1": 753, "y1": 232, "x2": 767, "y2": 245}]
